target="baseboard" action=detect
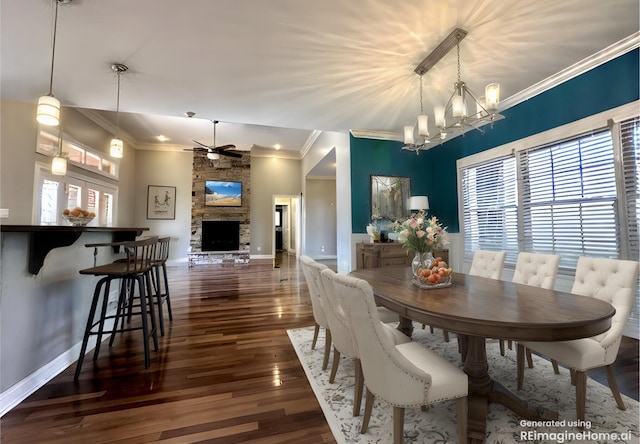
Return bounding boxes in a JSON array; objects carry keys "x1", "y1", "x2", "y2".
[{"x1": 0, "y1": 335, "x2": 101, "y2": 417}]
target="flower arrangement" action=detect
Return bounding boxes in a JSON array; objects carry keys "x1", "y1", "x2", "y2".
[{"x1": 393, "y1": 211, "x2": 449, "y2": 254}]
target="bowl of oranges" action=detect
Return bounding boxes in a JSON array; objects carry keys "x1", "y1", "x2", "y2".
[
  {"x1": 413, "y1": 256, "x2": 453, "y2": 289},
  {"x1": 62, "y1": 207, "x2": 95, "y2": 226}
]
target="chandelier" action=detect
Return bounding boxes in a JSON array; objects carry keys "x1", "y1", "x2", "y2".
[{"x1": 403, "y1": 28, "x2": 503, "y2": 154}]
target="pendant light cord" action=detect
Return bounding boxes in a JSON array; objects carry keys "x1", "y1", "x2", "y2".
[
  {"x1": 115, "y1": 71, "x2": 121, "y2": 137},
  {"x1": 48, "y1": 0, "x2": 60, "y2": 96}
]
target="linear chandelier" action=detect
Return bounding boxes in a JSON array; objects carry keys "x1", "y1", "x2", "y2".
[{"x1": 403, "y1": 28, "x2": 503, "y2": 154}]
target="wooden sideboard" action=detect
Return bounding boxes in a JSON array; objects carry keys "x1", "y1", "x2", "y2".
[{"x1": 355, "y1": 242, "x2": 449, "y2": 270}]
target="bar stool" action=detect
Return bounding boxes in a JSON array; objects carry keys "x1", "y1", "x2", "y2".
[
  {"x1": 151, "y1": 236, "x2": 172, "y2": 336},
  {"x1": 74, "y1": 236, "x2": 159, "y2": 380}
]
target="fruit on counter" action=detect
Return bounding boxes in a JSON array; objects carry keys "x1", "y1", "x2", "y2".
[{"x1": 63, "y1": 207, "x2": 96, "y2": 218}]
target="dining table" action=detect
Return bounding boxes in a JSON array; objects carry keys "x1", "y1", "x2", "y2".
[{"x1": 349, "y1": 267, "x2": 615, "y2": 443}]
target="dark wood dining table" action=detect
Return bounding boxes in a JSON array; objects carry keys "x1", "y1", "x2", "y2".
[{"x1": 349, "y1": 267, "x2": 615, "y2": 443}]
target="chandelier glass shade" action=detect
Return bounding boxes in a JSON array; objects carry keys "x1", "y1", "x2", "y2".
[
  {"x1": 51, "y1": 130, "x2": 67, "y2": 175},
  {"x1": 403, "y1": 28, "x2": 503, "y2": 154}
]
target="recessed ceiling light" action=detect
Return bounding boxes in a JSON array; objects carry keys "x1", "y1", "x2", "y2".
[
  {"x1": 274, "y1": 144, "x2": 281, "y2": 150},
  {"x1": 157, "y1": 135, "x2": 169, "y2": 142}
]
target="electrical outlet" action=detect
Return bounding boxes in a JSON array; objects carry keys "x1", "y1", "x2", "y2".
[{"x1": 257, "y1": 246, "x2": 261, "y2": 252}]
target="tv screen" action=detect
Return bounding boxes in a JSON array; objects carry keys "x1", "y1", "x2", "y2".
[{"x1": 205, "y1": 180, "x2": 242, "y2": 207}]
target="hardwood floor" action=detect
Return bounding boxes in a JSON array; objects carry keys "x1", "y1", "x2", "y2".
[{"x1": 1, "y1": 254, "x2": 638, "y2": 443}]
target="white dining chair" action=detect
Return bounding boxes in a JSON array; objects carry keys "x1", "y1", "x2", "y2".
[
  {"x1": 469, "y1": 250, "x2": 507, "y2": 280},
  {"x1": 467, "y1": 250, "x2": 507, "y2": 354},
  {"x1": 517, "y1": 256, "x2": 639, "y2": 422},
  {"x1": 509, "y1": 252, "x2": 561, "y2": 358},
  {"x1": 329, "y1": 270, "x2": 468, "y2": 444},
  {"x1": 316, "y1": 266, "x2": 410, "y2": 417},
  {"x1": 299, "y1": 255, "x2": 332, "y2": 370}
]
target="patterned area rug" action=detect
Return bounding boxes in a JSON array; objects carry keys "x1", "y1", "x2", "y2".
[{"x1": 287, "y1": 325, "x2": 639, "y2": 444}]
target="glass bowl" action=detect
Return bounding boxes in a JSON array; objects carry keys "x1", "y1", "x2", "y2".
[{"x1": 62, "y1": 214, "x2": 94, "y2": 226}]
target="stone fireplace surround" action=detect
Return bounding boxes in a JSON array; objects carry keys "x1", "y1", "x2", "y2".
[{"x1": 190, "y1": 153, "x2": 251, "y2": 265}]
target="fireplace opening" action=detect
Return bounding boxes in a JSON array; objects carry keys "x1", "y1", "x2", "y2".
[{"x1": 201, "y1": 221, "x2": 240, "y2": 251}]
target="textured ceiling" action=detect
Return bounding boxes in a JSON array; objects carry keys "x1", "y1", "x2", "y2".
[{"x1": 2, "y1": 0, "x2": 638, "y2": 164}]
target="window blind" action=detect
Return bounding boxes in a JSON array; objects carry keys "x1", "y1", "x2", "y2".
[
  {"x1": 461, "y1": 155, "x2": 519, "y2": 264},
  {"x1": 620, "y1": 117, "x2": 640, "y2": 261},
  {"x1": 518, "y1": 130, "x2": 618, "y2": 269}
]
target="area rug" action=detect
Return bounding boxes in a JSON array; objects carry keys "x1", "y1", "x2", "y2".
[{"x1": 287, "y1": 325, "x2": 639, "y2": 444}]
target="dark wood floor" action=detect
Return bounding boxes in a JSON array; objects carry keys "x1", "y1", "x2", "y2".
[{"x1": 1, "y1": 254, "x2": 638, "y2": 443}]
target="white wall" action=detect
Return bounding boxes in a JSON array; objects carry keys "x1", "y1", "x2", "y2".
[
  {"x1": 250, "y1": 156, "x2": 302, "y2": 256},
  {"x1": 305, "y1": 178, "x2": 337, "y2": 259},
  {"x1": 132, "y1": 149, "x2": 193, "y2": 264}
]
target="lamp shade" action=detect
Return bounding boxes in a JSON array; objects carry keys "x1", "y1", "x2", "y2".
[
  {"x1": 51, "y1": 156, "x2": 67, "y2": 175},
  {"x1": 403, "y1": 125, "x2": 414, "y2": 145},
  {"x1": 110, "y1": 138, "x2": 123, "y2": 158},
  {"x1": 36, "y1": 95, "x2": 61, "y2": 126},
  {"x1": 409, "y1": 195, "x2": 429, "y2": 211},
  {"x1": 434, "y1": 106, "x2": 446, "y2": 128},
  {"x1": 417, "y1": 115, "x2": 429, "y2": 137}
]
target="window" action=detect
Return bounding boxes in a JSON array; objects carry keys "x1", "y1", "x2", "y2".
[
  {"x1": 36, "y1": 127, "x2": 118, "y2": 179},
  {"x1": 518, "y1": 130, "x2": 618, "y2": 269},
  {"x1": 458, "y1": 103, "x2": 640, "y2": 336},
  {"x1": 34, "y1": 163, "x2": 118, "y2": 226}
]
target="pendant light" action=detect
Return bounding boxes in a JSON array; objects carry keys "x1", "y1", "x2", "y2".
[
  {"x1": 37, "y1": 0, "x2": 71, "y2": 126},
  {"x1": 109, "y1": 63, "x2": 128, "y2": 159},
  {"x1": 51, "y1": 129, "x2": 67, "y2": 175}
]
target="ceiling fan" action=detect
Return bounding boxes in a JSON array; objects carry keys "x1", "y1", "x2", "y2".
[{"x1": 184, "y1": 120, "x2": 242, "y2": 159}]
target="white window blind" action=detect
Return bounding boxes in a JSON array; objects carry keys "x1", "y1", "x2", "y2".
[
  {"x1": 518, "y1": 130, "x2": 618, "y2": 269},
  {"x1": 461, "y1": 155, "x2": 519, "y2": 264},
  {"x1": 619, "y1": 117, "x2": 640, "y2": 261}
]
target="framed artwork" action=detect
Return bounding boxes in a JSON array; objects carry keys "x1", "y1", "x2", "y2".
[
  {"x1": 147, "y1": 185, "x2": 176, "y2": 220},
  {"x1": 370, "y1": 175, "x2": 410, "y2": 220}
]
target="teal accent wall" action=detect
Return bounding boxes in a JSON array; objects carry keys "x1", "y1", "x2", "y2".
[{"x1": 351, "y1": 49, "x2": 639, "y2": 233}]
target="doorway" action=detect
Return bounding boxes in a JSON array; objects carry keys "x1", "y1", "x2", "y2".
[{"x1": 273, "y1": 196, "x2": 300, "y2": 277}]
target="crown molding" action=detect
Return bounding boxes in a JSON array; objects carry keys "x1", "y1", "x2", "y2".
[
  {"x1": 349, "y1": 129, "x2": 403, "y2": 141},
  {"x1": 300, "y1": 129, "x2": 322, "y2": 158},
  {"x1": 500, "y1": 32, "x2": 640, "y2": 111},
  {"x1": 74, "y1": 107, "x2": 137, "y2": 148}
]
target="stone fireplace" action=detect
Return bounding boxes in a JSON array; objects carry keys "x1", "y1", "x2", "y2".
[{"x1": 190, "y1": 152, "x2": 251, "y2": 265}]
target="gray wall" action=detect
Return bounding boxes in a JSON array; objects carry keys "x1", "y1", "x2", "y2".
[{"x1": 305, "y1": 178, "x2": 337, "y2": 258}]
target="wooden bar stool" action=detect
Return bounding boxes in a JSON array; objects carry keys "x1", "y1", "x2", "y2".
[
  {"x1": 74, "y1": 236, "x2": 159, "y2": 380},
  {"x1": 151, "y1": 237, "x2": 173, "y2": 336}
]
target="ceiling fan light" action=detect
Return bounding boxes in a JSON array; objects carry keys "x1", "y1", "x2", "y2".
[
  {"x1": 36, "y1": 95, "x2": 61, "y2": 126},
  {"x1": 51, "y1": 155, "x2": 67, "y2": 175},
  {"x1": 110, "y1": 137, "x2": 123, "y2": 158},
  {"x1": 207, "y1": 151, "x2": 220, "y2": 160}
]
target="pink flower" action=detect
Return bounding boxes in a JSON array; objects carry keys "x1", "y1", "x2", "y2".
[{"x1": 416, "y1": 230, "x2": 425, "y2": 238}]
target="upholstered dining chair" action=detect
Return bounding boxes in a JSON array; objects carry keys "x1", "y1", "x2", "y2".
[
  {"x1": 508, "y1": 252, "x2": 561, "y2": 358},
  {"x1": 329, "y1": 270, "x2": 467, "y2": 444},
  {"x1": 469, "y1": 250, "x2": 507, "y2": 280},
  {"x1": 467, "y1": 250, "x2": 507, "y2": 354},
  {"x1": 316, "y1": 266, "x2": 410, "y2": 417},
  {"x1": 517, "y1": 256, "x2": 639, "y2": 422},
  {"x1": 299, "y1": 255, "x2": 332, "y2": 370}
]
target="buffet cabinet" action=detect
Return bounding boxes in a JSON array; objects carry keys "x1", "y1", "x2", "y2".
[{"x1": 355, "y1": 242, "x2": 449, "y2": 270}]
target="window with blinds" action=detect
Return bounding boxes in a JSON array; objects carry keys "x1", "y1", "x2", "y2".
[
  {"x1": 518, "y1": 130, "x2": 618, "y2": 269},
  {"x1": 460, "y1": 116, "x2": 639, "y2": 269},
  {"x1": 461, "y1": 155, "x2": 519, "y2": 264}
]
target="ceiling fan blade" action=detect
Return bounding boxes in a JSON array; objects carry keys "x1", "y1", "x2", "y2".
[
  {"x1": 193, "y1": 139, "x2": 212, "y2": 149},
  {"x1": 218, "y1": 150, "x2": 243, "y2": 158},
  {"x1": 212, "y1": 144, "x2": 236, "y2": 151}
]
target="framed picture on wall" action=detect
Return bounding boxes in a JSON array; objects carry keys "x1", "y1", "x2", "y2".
[{"x1": 147, "y1": 185, "x2": 176, "y2": 220}]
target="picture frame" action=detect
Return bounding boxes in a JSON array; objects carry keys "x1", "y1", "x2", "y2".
[
  {"x1": 370, "y1": 175, "x2": 410, "y2": 220},
  {"x1": 147, "y1": 185, "x2": 176, "y2": 220}
]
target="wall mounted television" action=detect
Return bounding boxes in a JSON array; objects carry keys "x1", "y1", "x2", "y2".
[{"x1": 205, "y1": 180, "x2": 242, "y2": 207}]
